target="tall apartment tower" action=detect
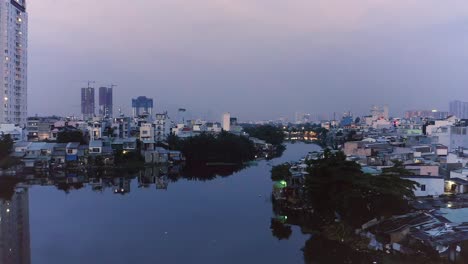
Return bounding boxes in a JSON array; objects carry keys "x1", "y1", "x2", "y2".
[
  {"x1": 132, "y1": 96, "x2": 153, "y2": 117},
  {"x1": 81, "y1": 87, "x2": 95, "y2": 120},
  {"x1": 449, "y1": 100, "x2": 468, "y2": 119},
  {"x1": 0, "y1": 0, "x2": 28, "y2": 125},
  {"x1": 98, "y1": 87, "x2": 113, "y2": 117}
]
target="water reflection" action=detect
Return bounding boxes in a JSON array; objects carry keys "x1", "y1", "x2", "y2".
[
  {"x1": 0, "y1": 143, "x2": 321, "y2": 264},
  {"x1": 0, "y1": 163, "x2": 246, "y2": 264},
  {"x1": 0, "y1": 188, "x2": 30, "y2": 264}
]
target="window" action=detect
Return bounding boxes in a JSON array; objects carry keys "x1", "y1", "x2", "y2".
[
  {"x1": 421, "y1": 185, "x2": 426, "y2": 191},
  {"x1": 91, "y1": 148, "x2": 100, "y2": 153}
]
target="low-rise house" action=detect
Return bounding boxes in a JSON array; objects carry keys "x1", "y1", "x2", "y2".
[
  {"x1": 0, "y1": 123, "x2": 26, "y2": 141},
  {"x1": 65, "y1": 142, "x2": 81, "y2": 165},
  {"x1": 448, "y1": 168, "x2": 468, "y2": 194},
  {"x1": 51, "y1": 143, "x2": 67, "y2": 165},
  {"x1": 435, "y1": 144, "x2": 449, "y2": 156},
  {"x1": 111, "y1": 137, "x2": 137, "y2": 153},
  {"x1": 22, "y1": 142, "x2": 55, "y2": 169},
  {"x1": 447, "y1": 149, "x2": 468, "y2": 166},
  {"x1": 344, "y1": 141, "x2": 372, "y2": 156},
  {"x1": 89, "y1": 140, "x2": 103, "y2": 154},
  {"x1": 13, "y1": 141, "x2": 31, "y2": 154},
  {"x1": 400, "y1": 175, "x2": 444, "y2": 197},
  {"x1": 405, "y1": 164, "x2": 439, "y2": 176}
]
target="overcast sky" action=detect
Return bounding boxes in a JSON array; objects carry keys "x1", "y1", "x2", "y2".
[{"x1": 27, "y1": 0, "x2": 468, "y2": 121}]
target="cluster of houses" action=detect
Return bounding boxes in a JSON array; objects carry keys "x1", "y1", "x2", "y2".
[
  {"x1": 0, "y1": 111, "x2": 274, "y2": 171},
  {"x1": 338, "y1": 115, "x2": 468, "y2": 197}
]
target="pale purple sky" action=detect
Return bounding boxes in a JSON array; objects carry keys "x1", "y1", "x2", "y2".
[{"x1": 28, "y1": 0, "x2": 468, "y2": 121}]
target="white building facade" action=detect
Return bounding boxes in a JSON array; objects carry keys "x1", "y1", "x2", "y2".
[
  {"x1": 222, "y1": 112, "x2": 230, "y2": 131},
  {"x1": 0, "y1": 0, "x2": 28, "y2": 125}
]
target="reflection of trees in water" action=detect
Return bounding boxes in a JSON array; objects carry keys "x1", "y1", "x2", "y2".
[
  {"x1": 181, "y1": 163, "x2": 244, "y2": 181},
  {"x1": 303, "y1": 235, "x2": 377, "y2": 264},
  {"x1": 0, "y1": 177, "x2": 21, "y2": 200},
  {"x1": 270, "y1": 219, "x2": 292, "y2": 240},
  {"x1": 0, "y1": 163, "x2": 246, "y2": 197}
]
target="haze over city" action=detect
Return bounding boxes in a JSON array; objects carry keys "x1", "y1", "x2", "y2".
[{"x1": 29, "y1": 0, "x2": 468, "y2": 120}]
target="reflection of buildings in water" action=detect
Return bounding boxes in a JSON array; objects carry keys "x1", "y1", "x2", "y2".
[
  {"x1": 138, "y1": 167, "x2": 169, "y2": 190},
  {"x1": 0, "y1": 188, "x2": 31, "y2": 264},
  {"x1": 113, "y1": 177, "x2": 131, "y2": 195}
]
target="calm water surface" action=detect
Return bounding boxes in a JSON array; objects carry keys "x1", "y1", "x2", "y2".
[{"x1": 21, "y1": 143, "x2": 320, "y2": 264}]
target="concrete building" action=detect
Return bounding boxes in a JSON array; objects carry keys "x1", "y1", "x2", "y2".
[
  {"x1": 132, "y1": 96, "x2": 153, "y2": 117},
  {"x1": 400, "y1": 176, "x2": 444, "y2": 197},
  {"x1": 222, "y1": 112, "x2": 230, "y2": 131},
  {"x1": 98, "y1": 87, "x2": 113, "y2": 118},
  {"x1": 449, "y1": 100, "x2": 468, "y2": 119},
  {"x1": 0, "y1": 123, "x2": 25, "y2": 141},
  {"x1": 81, "y1": 87, "x2": 95, "y2": 120},
  {"x1": 139, "y1": 123, "x2": 154, "y2": 142},
  {"x1": 154, "y1": 112, "x2": 171, "y2": 142},
  {"x1": 0, "y1": 0, "x2": 28, "y2": 125}
]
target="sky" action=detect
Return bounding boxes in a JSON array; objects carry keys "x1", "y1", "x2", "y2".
[{"x1": 27, "y1": 0, "x2": 468, "y2": 121}]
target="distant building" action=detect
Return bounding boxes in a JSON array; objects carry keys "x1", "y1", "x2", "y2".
[
  {"x1": 222, "y1": 112, "x2": 231, "y2": 131},
  {"x1": 81, "y1": 87, "x2": 95, "y2": 120},
  {"x1": 98, "y1": 87, "x2": 113, "y2": 117},
  {"x1": 370, "y1": 105, "x2": 389, "y2": 121},
  {"x1": 132, "y1": 96, "x2": 153, "y2": 117},
  {"x1": 0, "y1": 0, "x2": 28, "y2": 125},
  {"x1": 405, "y1": 110, "x2": 449, "y2": 120},
  {"x1": 295, "y1": 112, "x2": 312, "y2": 124},
  {"x1": 449, "y1": 100, "x2": 468, "y2": 119},
  {"x1": 154, "y1": 112, "x2": 171, "y2": 142}
]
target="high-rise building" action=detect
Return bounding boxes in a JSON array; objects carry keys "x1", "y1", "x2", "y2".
[
  {"x1": 0, "y1": 0, "x2": 28, "y2": 125},
  {"x1": 449, "y1": 100, "x2": 468, "y2": 119},
  {"x1": 222, "y1": 112, "x2": 231, "y2": 131},
  {"x1": 98, "y1": 87, "x2": 113, "y2": 117},
  {"x1": 81, "y1": 87, "x2": 95, "y2": 120},
  {"x1": 132, "y1": 96, "x2": 153, "y2": 117},
  {"x1": 0, "y1": 187, "x2": 31, "y2": 264}
]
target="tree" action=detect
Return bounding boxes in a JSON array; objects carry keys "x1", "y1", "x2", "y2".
[
  {"x1": 270, "y1": 219, "x2": 292, "y2": 240},
  {"x1": 170, "y1": 132, "x2": 256, "y2": 164},
  {"x1": 57, "y1": 130, "x2": 85, "y2": 144},
  {"x1": 305, "y1": 151, "x2": 418, "y2": 226},
  {"x1": 271, "y1": 163, "x2": 291, "y2": 181},
  {"x1": 243, "y1": 125, "x2": 285, "y2": 145},
  {"x1": 0, "y1": 134, "x2": 14, "y2": 160}
]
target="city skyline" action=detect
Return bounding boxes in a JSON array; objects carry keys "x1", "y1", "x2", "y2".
[{"x1": 26, "y1": 0, "x2": 468, "y2": 120}]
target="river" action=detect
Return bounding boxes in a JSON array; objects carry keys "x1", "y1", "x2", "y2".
[{"x1": 0, "y1": 143, "x2": 321, "y2": 264}]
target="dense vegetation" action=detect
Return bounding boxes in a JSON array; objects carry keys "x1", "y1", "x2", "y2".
[
  {"x1": 0, "y1": 134, "x2": 19, "y2": 169},
  {"x1": 168, "y1": 132, "x2": 256, "y2": 164},
  {"x1": 0, "y1": 134, "x2": 13, "y2": 159},
  {"x1": 271, "y1": 163, "x2": 291, "y2": 181},
  {"x1": 57, "y1": 130, "x2": 86, "y2": 144},
  {"x1": 305, "y1": 150, "x2": 418, "y2": 227},
  {"x1": 243, "y1": 125, "x2": 285, "y2": 145}
]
